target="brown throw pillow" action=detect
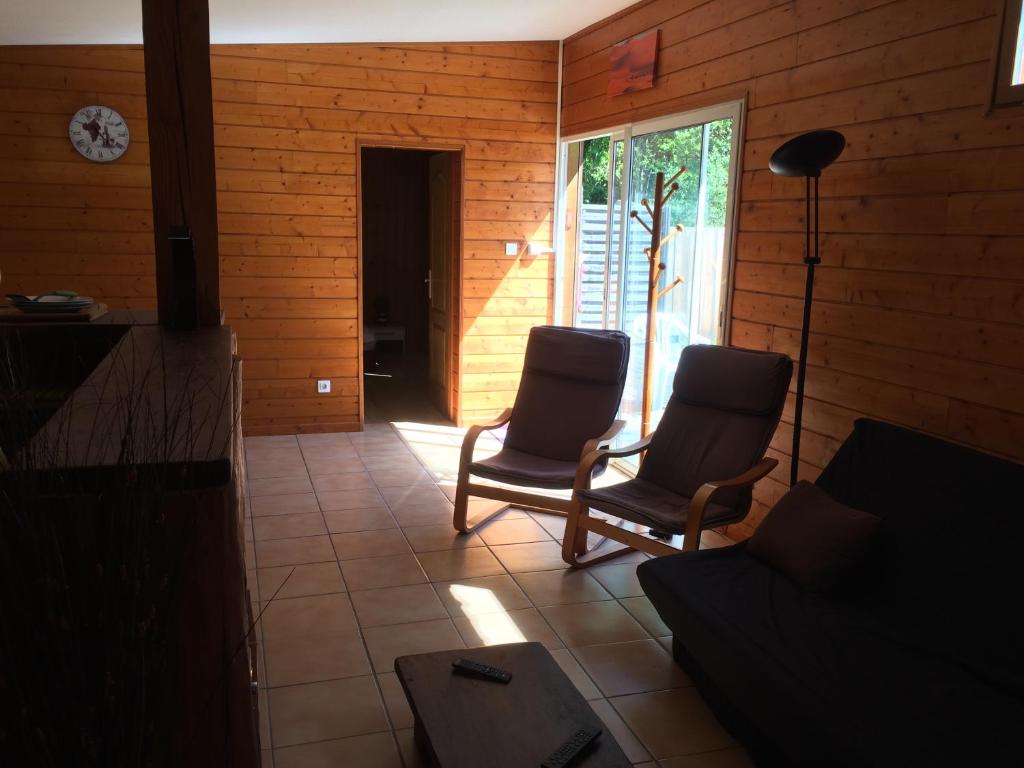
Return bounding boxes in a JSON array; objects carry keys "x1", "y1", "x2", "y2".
[{"x1": 748, "y1": 481, "x2": 880, "y2": 594}]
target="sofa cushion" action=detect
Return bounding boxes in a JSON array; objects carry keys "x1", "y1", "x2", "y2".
[
  {"x1": 748, "y1": 481, "x2": 880, "y2": 593},
  {"x1": 639, "y1": 547, "x2": 1024, "y2": 767},
  {"x1": 815, "y1": 418, "x2": 1024, "y2": 693}
]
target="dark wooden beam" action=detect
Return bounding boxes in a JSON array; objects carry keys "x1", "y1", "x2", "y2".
[{"x1": 142, "y1": 0, "x2": 221, "y2": 328}]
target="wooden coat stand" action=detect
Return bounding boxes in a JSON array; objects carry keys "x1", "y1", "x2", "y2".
[{"x1": 628, "y1": 167, "x2": 687, "y2": 438}]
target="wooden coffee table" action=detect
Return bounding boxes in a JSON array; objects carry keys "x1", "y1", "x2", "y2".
[{"x1": 395, "y1": 642, "x2": 630, "y2": 767}]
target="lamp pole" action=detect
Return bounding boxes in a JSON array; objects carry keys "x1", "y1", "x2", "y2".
[{"x1": 768, "y1": 131, "x2": 845, "y2": 487}]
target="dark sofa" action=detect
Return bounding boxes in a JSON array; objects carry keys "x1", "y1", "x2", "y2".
[{"x1": 638, "y1": 419, "x2": 1024, "y2": 767}]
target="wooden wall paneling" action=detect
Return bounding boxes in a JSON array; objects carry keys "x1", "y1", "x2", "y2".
[
  {"x1": 0, "y1": 42, "x2": 558, "y2": 434},
  {"x1": 562, "y1": 0, "x2": 1024, "y2": 540}
]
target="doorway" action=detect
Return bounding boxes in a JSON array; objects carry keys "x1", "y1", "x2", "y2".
[{"x1": 359, "y1": 146, "x2": 461, "y2": 425}]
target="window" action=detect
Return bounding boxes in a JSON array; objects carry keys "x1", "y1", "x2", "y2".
[
  {"x1": 557, "y1": 101, "x2": 744, "y2": 456},
  {"x1": 993, "y1": 0, "x2": 1024, "y2": 107}
]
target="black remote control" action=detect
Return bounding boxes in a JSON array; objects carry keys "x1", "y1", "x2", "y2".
[
  {"x1": 541, "y1": 726, "x2": 602, "y2": 768},
  {"x1": 451, "y1": 657, "x2": 512, "y2": 683}
]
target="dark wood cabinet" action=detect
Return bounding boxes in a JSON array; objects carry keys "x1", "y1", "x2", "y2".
[{"x1": 0, "y1": 318, "x2": 259, "y2": 766}]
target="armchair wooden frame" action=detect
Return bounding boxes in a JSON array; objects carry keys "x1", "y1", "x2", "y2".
[
  {"x1": 562, "y1": 435, "x2": 777, "y2": 566},
  {"x1": 453, "y1": 412, "x2": 626, "y2": 533}
]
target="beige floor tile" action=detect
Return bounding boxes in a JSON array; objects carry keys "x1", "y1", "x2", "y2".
[
  {"x1": 261, "y1": 593, "x2": 368, "y2": 687},
  {"x1": 549, "y1": 648, "x2": 603, "y2": 701},
  {"x1": 297, "y1": 432, "x2": 351, "y2": 448},
  {"x1": 540, "y1": 601, "x2": 649, "y2": 647},
  {"x1": 415, "y1": 547, "x2": 506, "y2": 581},
  {"x1": 249, "y1": 475, "x2": 314, "y2": 497},
  {"x1": 247, "y1": 435, "x2": 298, "y2": 450},
  {"x1": 251, "y1": 492, "x2": 320, "y2": 517},
  {"x1": 490, "y1": 541, "x2": 569, "y2": 573},
  {"x1": 312, "y1": 472, "x2": 375, "y2": 493},
  {"x1": 454, "y1": 606, "x2": 563, "y2": 650},
  {"x1": 257, "y1": 562, "x2": 345, "y2": 601},
  {"x1": 304, "y1": 455, "x2": 363, "y2": 477},
  {"x1": 274, "y1": 731, "x2": 402, "y2": 768},
  {"x1": 362, "y1": 618, "x2": 465, "y2": 673},
  {"x1": 268, "y1": 676, "x2": 388, "y2": 748},
  {"x1": 620, "y1": 596, "x2": 671, "y2": 637},
  {"x1": 332, "y1": 528, "x2": 411, "y2": 559},
  {"x1": 317, "y1": 487, "x2": 387, "y2": 511},
  {"x1": 610, "y1": 688, "x2": 734, "y2": 759},
  {"x1": 571, "y1": 639, "x2": 689, "y2": 697},
  {"x1": 370, "y1": 467, "x2": 432, "y2": 487},
  {"x1": 323, "y1": 507, "x2": 397, "y2": 533},
  {"x1": 392, "y1": 502, "x2": 455, "y2": 527},
  {"x1": 255, "y1": 535, "x2": 335, "y2": 568},
  {"x1": 513, "y1": 569, "x2": 613, "y2": 606},
  {"x1": 350, "y1": 583, "x2": 448, "y2": 627},
  {"x1": 341, "y1": 553, "x2": 426, "y2": 591},
  {"x1": 247, "y1": 457, "x2": 309, "y2": 480},
  {"x1": 477, "y1": 517, "x2": 553, "y2": 546},
  {"x1": 434, "y1": 574, "x2": 532, "y2": 618},
  {"x1": 380, "y1": 484, "x2": 450, "y2": 509},
  {"x1": 376, "y1": 672, "x2": 415, "y2": 729},
  {"x1": 658, "y1": 748, "x2": 754, "y2": 768},
  {"x1": 253, "y1": 513, "x2": 328, "y2": 542},
  {"x1": 589, "y1": 562, "x2": 645, "y2": 598},
  {"x1": 394, "y1": 727, "x2": 425, "y2": 768},
  {"x1": 402, "y1": 524, "x2": 484, "y2": 553},
  {"x1": 358, "y1": 454, "x2": 425, "y2": 472},
  {"x1": 589, "y1": 698, "x2": 652, "y2": 764}
]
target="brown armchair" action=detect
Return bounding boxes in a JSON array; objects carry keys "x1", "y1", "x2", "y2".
[
  {"x1": 562, "y1": 344, "x2": 793, "y2": 566},
  {"x1": 453, "y1": 325, "x2": 630, "y2": 533}
]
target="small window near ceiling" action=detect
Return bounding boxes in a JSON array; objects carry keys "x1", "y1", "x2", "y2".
[{"x1": 993, "y1": 0, "x2": 1024, "y2": 107}]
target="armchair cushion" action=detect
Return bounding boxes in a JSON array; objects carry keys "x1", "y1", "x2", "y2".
[
  {"x1": 504, "y1": 326, "x2": 630, "y2": 463},
  {"x1": 747, "y1": 481, "x2": 880, "y2": 593},
  {"x1": 471, "y1": 448, "x2": 606, "y2": 490},
  {"x1": 639, "y1": 346, "x2": 792, "y2": 513},
  {"x1": 577, "y1": 478, "x2": 737, "y2": 535}
]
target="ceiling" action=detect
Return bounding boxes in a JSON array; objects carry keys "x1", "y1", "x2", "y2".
[{"x1": 2, "y1": 0, "x2": 636, "y2": 45}]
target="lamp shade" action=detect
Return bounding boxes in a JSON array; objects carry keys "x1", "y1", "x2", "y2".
[{"x1": 769, "y1": 130, "x2": 846, "y2": 178}]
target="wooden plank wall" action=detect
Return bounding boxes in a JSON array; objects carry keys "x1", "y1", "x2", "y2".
[
  {"x1": 0, "y1": 42, "x2": 558, "y2": 433},
  {"x1": 563, "y1": 0, "x2": 1024, "y2": 538}
]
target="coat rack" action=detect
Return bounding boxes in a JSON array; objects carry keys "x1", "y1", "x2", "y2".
[{"x1": 629, "y1": 167, "x2": 687, "y2": 438}]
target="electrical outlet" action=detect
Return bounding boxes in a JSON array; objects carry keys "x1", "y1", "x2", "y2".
[
  {"x1": 505, "y1": 241, "x2": 519, "y2": 256},
  {"x1": 317, "y1": 380, "x2": 331, "y2": 394}
]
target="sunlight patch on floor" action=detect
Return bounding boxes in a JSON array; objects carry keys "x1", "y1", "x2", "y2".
[{"x1": 448, "y1": 584, "x2": 527, "y2": 644}]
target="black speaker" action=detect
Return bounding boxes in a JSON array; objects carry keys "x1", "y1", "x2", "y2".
[{"x1": 168, "y1": 226, "x2": 198, "y2": 331}]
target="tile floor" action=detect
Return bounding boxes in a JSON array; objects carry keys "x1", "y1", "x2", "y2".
[{"x1": 244, "y1": 422, "x2": 750, "y2": 768}]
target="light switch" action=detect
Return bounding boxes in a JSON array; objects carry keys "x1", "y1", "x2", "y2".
[{"x1": 505, "y1": 242, "x2": 519, "y2": 256}]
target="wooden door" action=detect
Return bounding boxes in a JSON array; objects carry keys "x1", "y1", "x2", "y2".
[{"x1": 427, "y1": 153, "x2": 452, "y2": 417}]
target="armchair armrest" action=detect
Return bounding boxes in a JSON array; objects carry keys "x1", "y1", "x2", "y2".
[
  {"x1": 579, "y1": 419, "x2": 627, "y2": 460},
  {"x1": 682, "y1": 457, "x2": 778, "y2": 551},
  {"x1": 457, "y1": 408, "x2": 513, "y2": 478},
  {"x1": 573, "y1": 431, "x2": 653, "y2": 492}
]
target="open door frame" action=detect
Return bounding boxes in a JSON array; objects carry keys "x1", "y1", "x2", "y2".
[{"x1": 355, "y1": 140, "x2": 464, "y2": 427}]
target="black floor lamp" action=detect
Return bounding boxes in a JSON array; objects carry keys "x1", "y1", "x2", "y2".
[{"x1": 768, "y1": 129, "x2": 846, "y2": 487}]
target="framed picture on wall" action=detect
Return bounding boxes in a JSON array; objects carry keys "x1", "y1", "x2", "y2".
[{"x1": 608, "y1": 29, "x2": 659, "y2": 97}]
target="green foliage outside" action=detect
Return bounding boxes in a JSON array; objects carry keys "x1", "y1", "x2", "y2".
[{"x1": 580, "y1": 119, "x2": 733, "y2": 228}]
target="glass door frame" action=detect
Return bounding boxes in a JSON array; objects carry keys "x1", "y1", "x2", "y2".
[{"x1": 555, "y1": 98, "x2": 746, "y2": 347}]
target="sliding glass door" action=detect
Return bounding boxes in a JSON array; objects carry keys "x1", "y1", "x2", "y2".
[{"x1": 560, "y1": 102, "x2": 743, "y2": 450}]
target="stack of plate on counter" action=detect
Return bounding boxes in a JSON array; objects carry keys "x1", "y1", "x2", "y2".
[{"x1": 7, "y1": 293, "x2": 96, "y2": 314}]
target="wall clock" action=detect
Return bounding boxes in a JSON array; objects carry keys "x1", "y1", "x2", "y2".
[{"x1": 68, "y1": 106, "x2": 130, "y2": 163}]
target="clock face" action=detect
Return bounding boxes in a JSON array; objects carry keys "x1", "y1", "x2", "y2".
[{"x1": 69, "y1": 106, "x2": 130, "y2": 163}]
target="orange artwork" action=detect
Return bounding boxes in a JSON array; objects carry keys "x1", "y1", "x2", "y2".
[{"x1": 607, "y1": 29, "x2": 659, "y2": 97}]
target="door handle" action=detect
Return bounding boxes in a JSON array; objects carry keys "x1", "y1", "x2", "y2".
[{"x1": 424, "y1": 269, "x2": 432, "y2": 301}]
